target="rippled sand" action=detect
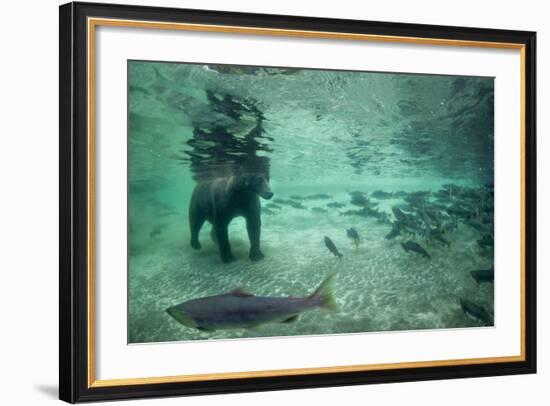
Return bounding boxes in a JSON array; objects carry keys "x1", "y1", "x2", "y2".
[{"x1": 129, "y1": 192, "x2": 493, "y2": 344}]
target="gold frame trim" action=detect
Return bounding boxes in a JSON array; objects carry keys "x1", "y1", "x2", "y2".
[{"x1": 87, "y1": 17, "x2": 527, "y2": 388}]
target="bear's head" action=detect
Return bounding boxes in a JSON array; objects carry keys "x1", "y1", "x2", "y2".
[{"x1": 244, "y1": 173, "x2": 273, "y2": 200}]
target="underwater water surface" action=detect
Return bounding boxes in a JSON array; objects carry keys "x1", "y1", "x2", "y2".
[{"x1": 128, "y1": 61, "x2": 494, "y2": 343}]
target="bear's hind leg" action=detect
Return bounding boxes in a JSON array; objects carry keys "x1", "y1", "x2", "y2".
[
  {"x1": 189, "y1": 211, "x2": 205, "y2": 250},
  {"x1": 215, "y1": 223, "x2": 235, "y2": 263}
]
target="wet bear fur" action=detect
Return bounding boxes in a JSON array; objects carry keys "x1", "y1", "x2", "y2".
[{"x1": 188, "y1": 173, "x2": 273, "y2": 263}]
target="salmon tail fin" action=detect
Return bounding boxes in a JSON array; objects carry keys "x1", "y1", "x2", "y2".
[
  {"x1": 338, "y1": 252, "x2": 343, "y2": 259},
  {"x1": 308, "y1": 273, "x2": 338, "y2": 311}
]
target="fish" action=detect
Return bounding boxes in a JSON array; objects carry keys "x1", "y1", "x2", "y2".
[
  {"x1": 393, "y1": 191, "x2": 407, "y2": 198},
  {"x1": 446, "y1": 204, "x2": 474, "y2": 219},
  {"x1": 346, "y1": 227, "x2": 360, "y2": 248},
  {"x1": 265, "y1": 203, "x2": 282, "y2": 210},
  {"x1": 324, "y1": 236, "x2": 343, "y2": 259},
  {"x1": 477, "y1": 234, "x2": 494, "y2": 249},
  {"x1": 442, "y1": 217, "x2": 459, "y2": 234},
  {"x1": 371, "y1": 190, "x2": 393, "y2": 200},
  {"x1": 460, "y1": 298, "x2": 493, "y2": 325},
  {"x1": 129, "y1": 84, "x2": 152, "y2": 96},
  {"x1": 400, "y1": 240, "x2": 431, "y2": 259},
  {"x1": 420, "y1": 211, "x2": 433, "y2": 238},
  {"x1": 470, "y1": 268, "x2": 494, "y2": 284},
  {"x1": 327, "y1": 202, "x2": 345, "y2": 209},
  {"x1": 340, "y1": 207, "x2": 380, "y2": 218},
  {"x1": 376, "y1": 211, "x2": 392, "y2": 225},
  {"x1": 311, "y1": 207, "x2": 328, "y2": 214},
  {"x1": 430, "y1": 228, "x2": 451, "y2": 246},
  {"x1": 350, "y1": 192, "x2": 369, "y2": 207},
  {"x1": 464, "y1": 218, "x2": 489, "y2": 233},
  {"x1": 340, "y1": 209, "x2": 366, "y2": 217},
  {"x1": 206, "y1": 65, "x2": 299, "y2": 76},
  {"x1": 305, "y1": 193, "x2": 332, "y2": 200},
  {"x1": 385, "y1": 222, "x2": 401, "y2": 240},
  {"x1": 166, "y1": 274, "x2": 338, "y2": 331},
  {"x1": 289, "y1": 202, "x2": 307, "y2": 210},
  {"x1": 273, "y1": 198, "x2": 295, "y2": 206},
  {"x1": 149, "y1": 224, "x2": 164, "y2": 240},
  {"x1": 391, "y1": 206, "x2": 407, "y2": 222},
  {"x1": 349, "y1": 191, "x2": 365, "y2": 197},
  {"x1": 390, "y1": 207, "x2": 420, "y2": 236}
]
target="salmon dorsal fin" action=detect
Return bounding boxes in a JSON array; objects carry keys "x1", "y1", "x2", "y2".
[{"x1": 227, "y1": 288, "x2": 253, "y2": 297}]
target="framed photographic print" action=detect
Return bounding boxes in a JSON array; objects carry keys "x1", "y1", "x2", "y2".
[{"x1": 59, "y1": 1, "x2": 537, "y2": 403}]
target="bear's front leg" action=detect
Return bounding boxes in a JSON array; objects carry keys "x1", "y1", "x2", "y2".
[
  {"x1": 215, "y1": 222, "x2": 235, "y2": 263},
  {"x1": 246, "y1": 214, "x2": 264, "y2": 261}
]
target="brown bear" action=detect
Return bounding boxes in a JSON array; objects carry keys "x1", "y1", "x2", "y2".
[{"x1": 188, "y1": 173, "x2": 273, "y2": 263}]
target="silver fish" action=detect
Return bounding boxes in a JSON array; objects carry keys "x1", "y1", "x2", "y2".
[
  {"x1": 324, "y1": 236, "x2": 343, "y2": 259},
  {"x1": 166, "y1": 274, "x2": 337, "y2": 331},
  {"x1": 346, "y1": 227, "x2": 360, "y2": 248},
  {"x1": 460, "y1": 298, "x2": 493, "y2": 326},
  {"x1": 400, "y1": 240, "x2": 431, "y2": 260},
  {"x1": 470, "y1": 268, "x2": 494, "y2": 284}
]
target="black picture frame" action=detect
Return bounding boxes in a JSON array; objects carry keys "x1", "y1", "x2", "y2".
[{"x1": 59, "y1": 1, "x2": 537, "y2": 403}]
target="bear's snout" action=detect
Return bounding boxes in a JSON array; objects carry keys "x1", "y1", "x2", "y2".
[
  {"x1": 262, "y1": 190, "x2": 274, "y2": 200},
  {"x1": 257, "y1": 175, "x2": 273, "y2": 200}
]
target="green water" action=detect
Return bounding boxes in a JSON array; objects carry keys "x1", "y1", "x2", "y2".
[{"x1": 128, "y1": 61, "x2": 494, "y2": 343}]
